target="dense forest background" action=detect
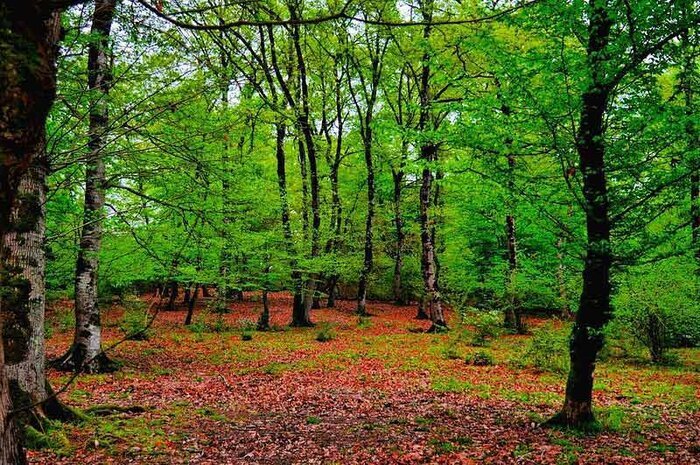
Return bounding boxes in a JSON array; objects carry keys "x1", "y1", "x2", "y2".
[{"x1": 1, "y1": 0, "x2": 700, "y2": 463}]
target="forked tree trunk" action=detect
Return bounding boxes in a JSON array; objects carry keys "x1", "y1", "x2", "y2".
[
  {"x1": 0, "y1": 6, "x2": 70, "y2": 460},
  {"x1": 53, "y1": 0, "x2": 117, "y2": 374},
  {"x1": 3, "y1": 159, "x2": 76, "y2": 430},
  {"x1": 547, "y1": 0, "x2": 612, "y2": 427}
]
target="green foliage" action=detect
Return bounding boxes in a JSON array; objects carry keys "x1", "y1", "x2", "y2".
[
  {"x1": 466, "y1": 350, "x2": 495, "y2": 366},
  {"x1": 466, "y1": 310, "x2": 503, "y2": 347},
  {"x1": 522, "y1": 322, "x2": 570, "y2": 373},
  {"x1": 315, "y1": 323, "x2": 336, "y2": 342},
  {"x1": 612, "y1": 260, "x2": 700, "y2": 364}
]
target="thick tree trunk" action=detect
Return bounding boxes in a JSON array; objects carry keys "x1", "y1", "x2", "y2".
[
  {"x1": 3, "y1": 159, "x2": 75, "y2": 431},
  {"x1": 184, "y1": 284, "x2": 199, "y2": 326},
  {"x1": 54, "y1": 0, "x2": 117, "y2": 374},
  {"x1": 257, "y1": 288, "x2": 270, "y2": 331},
  {"x1": 548, "y1": 0, "x2": 612, "y2": 427},
  {"x1": 166, "y1": 281, "x2": 178, "y2": 311},
  {"x1": 0, "y1": 6, "x2": 69, "y2": 460}
]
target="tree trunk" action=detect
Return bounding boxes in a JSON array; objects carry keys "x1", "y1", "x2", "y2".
[
  {"x1": 548, "y1": 0, "x2": 612, "y2": 427},
  {"x1": 258, "y1": 289, "x2": 270, "y2": 331},
  {"x1": 0, "y1": 5, "x2": 67, "y2": 462},
  {"x1": 54, "y1": 0, "x2": 117, "y2": 374},
  {"x1": 184, "y1": 284, "x2": 199, "y2": 326},
  {"x1": 392, "y1": 167, "x2": 406, "y2": 305},
  {"x1": 415, "y1": 2, "x2": 446, "y2": 332},
  {"x1": 357, "y1": 135, "x2": 375, "y2": 316},
  {"x1": 183, "y1": 286, "x2": 192, "y2": 306},
  {"x1": 3, "y1": 159, "x2": 76, "y2": 431},
  {"x1": 682, "y1": 23, "x2": 700, "y2": 267},
  {"x1": 419, "y1": 145, "x2": 446, "y2": 332},
  {"x1": 290, "y1": 12, "x2": 320, "y2": 326},
  {"x1": 166, "y1": 281, "x2": 178, "y2": 311}
]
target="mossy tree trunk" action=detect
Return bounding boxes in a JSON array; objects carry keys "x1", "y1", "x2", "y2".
[
  {"x1": 54, "y1": 0, "x2": 117, "y2": 374},
  {"x1": 0, "y1": 4, "x2": 77, "y2": 462},
  {"x1": 3, "y1": 159, "x2": 77, "y2": 431}
]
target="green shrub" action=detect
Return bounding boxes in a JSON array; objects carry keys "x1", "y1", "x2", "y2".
[
  {"x1": 316, "y1": 323, "x2": 336, "y2": 342},
  {"x1": 239, "y1": 319, "x2": 256, "y2": 341},
  {"x1": 612, "y1": 261, "x2": 700, "y2": 364},
  {"x1": 523, "y1": 321, "x2": 569, "y2": 373},
  {"x1": 468, "y1": 310, "x2": 502, "y2": 346},
  {"x1": 466, "y1": 350, "x2": 494, "y2": 366}
]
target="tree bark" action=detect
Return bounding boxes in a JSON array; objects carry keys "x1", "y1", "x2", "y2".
[
  {"x1": 53, "y1": 0, "x2": 117, "y2": 374},
  {"x1": 357, "y1": 139, "x2": 375, "y2": 316},
  {"x1": 184, "y1": 284, "x2": 199, "y2": 326},
  {"x1": 416, "y1": 2, "x2": 446, "y2": 331},
  {"x1": 392, "y1": 165, "x2": 406, "y2": 305},
  {"x1": 0, "y1": 5, "x2": 68, "y2": 460},
  {"x1": 548, "y1": 0, "x2": 612, "y2": 427},
  {"x1": 3, "y1": 158, "x2": 76, "y2": 432},
  {"x1": 290, "y1": 11, "x2": 320, "y2": 325}
]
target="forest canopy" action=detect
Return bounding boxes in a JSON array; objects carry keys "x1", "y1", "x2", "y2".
[{"x1": 0, "y1": 0, "x2": 699, "y2": 463}]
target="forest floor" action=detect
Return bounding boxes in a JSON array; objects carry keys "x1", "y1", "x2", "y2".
[{"x1": 31, "y1": 293, "x2": 700, "y2": 464}]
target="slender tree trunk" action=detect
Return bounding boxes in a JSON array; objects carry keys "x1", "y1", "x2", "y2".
[
  {"x1": 548, "y1": 0, "x2": 612, "y2": 427},
  {"x1": 0, "y1": 5, "x2": 66, "y2": 462},
  {"x1": 415, "y1": 5, "x2": 445, "y2": 331},
  {"x1": 392, "y1": 166, "x2": 406, "y2": 305},
  {"x1": 290, "y1": 12, "x2": 320, "y2": 324},
  {"x1": 503, "y1": 152, "x2": 523, "y2": 332},
  {"x1": 357, "y1": 134, "x2": 375, "y2": 316},
  {"x1": 54, "y1": 0, "x2": 117, "y2": 374},
  {"x1": 419, "y1": 144, "x2": 446, "y2": 331},
  {"x1": 258, "y1": 266, "x2": 271, "y2": 331},
  {"x1": 275, "y1": 122, "x2": 310, "y2": 327}
]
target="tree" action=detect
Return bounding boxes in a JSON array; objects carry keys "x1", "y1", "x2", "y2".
[{"x1": 53, "y1": 0, "x2": 118, "y2": 374}]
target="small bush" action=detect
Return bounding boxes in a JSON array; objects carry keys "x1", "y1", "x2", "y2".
[
  {"x1": 469, "y1": 310, "x2": 502, "y2": 346},
  {"x1": 239, "y1": 319, "x2": 256, "y2": 341},
  {"x1": 523, "y1": 321, "x2": 569, "y2": 373},
  {"x1": 466, "y1": 350, "x2": 494, "y2": 366},
  {"x1": 316, "y1": 323, "x2": 336, "y2": 342}
]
